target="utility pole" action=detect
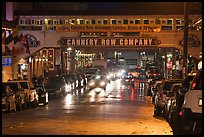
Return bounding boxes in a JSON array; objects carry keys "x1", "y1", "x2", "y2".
[{"x1": 183, "y1": 2, "x2": 188, "y2": 79}]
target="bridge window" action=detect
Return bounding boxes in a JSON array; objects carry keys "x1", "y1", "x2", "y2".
[
  {"x1": 31, "y1": 20, "x2": 35, "y2": 25},
  {"x1": 143, "y1": 19, "x2": 149, "y2": 24},
  {"x1": 48, "y1": 19, "x2": 53, "y2": 25},
  {"x1": 155, "y1": 18, "x2": 161, "y2": 24},
  {"x1": 135, "y1": 19, "x2": 140, "y2": 24},
  {"x1": 111, "y1": 19, "x2": 116, "y2": 24},
  {"x1": 129, "y1": 20, "x2": 134, "y2": 24},
  {"x1": 123, "y1": 19, "x2": 128, "y2": 24},
  {"x1": 60, "y1": 20, "x2": 65, "y2": 25},
  {"x1": 103, "y1": 19, "x2": 108, "y2": 24},
  {"x1": 97, "y1": 20, "x2": 101, "y2": 24},
  {"x1": 167, "y1": 19, "x2": 173, "y2": 25},
  {"x1": 91, "y1": 19, "x2": 96, "y2": 24},
  {"x1": 25, "y1": 19, "x2": 31, "y2": 25},
  {"x1": 19, "y1": 19, "x2": 25, "y2": 25},
  {"x1": 149, "y1": 19, "x2": 155, "y2": 24}
]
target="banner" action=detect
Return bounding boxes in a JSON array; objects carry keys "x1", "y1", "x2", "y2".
[{"x1": 56, "y1": 24, "x2": 161, "y2": 33}]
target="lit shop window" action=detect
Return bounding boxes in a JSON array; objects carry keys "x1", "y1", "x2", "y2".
[
  {"x1": 48, "y1": 49, "x2": 54, "y2": 62},
  {"x1": 2, "y1": 57, "x2": 12, "y2": 66}
]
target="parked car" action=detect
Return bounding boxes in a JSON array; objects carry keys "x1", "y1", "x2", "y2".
[
  {"x1": 167, "y1": 72, "x2": 197, "y2": 131},
  {"x1": 150, "y1": 80, "x2": 163, "y2": 104},
  {"x1": 154, "y1": 79, "x2": 183, "y2": 116},
  {"x1": 18, "y1": 81, "x2": 39, "y2": 108},
  {"x1": 163, "y1": 83, "x2": 182, "y2": 120},
  {"x1": 45, "y1": 76, "x2": 68, "y2": 98},
  {"x1": 34, "y1": 84, "x2": 48, "y2": 106},
  {"x1": 2, "y1": 84, "x2": 16, "y2": 112},
  {"x1": 87, "y1": 74, "x2": 108, "y2": 91},
  {"x1": 2, "y1": 81, "x2": 27, "y2": 111},
  {"x1": 181, "y1": 69, "x2": 202, "y2": 133},
  {"x1": 85, "y1": 68, "x2": 100, "y2": 82}
]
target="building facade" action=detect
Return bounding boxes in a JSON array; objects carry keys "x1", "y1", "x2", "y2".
[{"x1": 3, "y1": 2, "x2": 202, "y2": 81}]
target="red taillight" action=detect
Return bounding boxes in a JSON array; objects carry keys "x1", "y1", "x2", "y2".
[
  {"x1": 131, "y1": 79, "x2": 134, "y2": 82},
  {"x1": 179, "y1": 111, "x2": 182, "y2": 116},
  {"x1": 191, "y1": 82, "x2": 196, "y2": 89},
  {"x1": 159, "y1": 92, "x2": 163, "y2": 98},
  {"x1": 156, "y1": 73, "x2": 161, "y2": 76}
]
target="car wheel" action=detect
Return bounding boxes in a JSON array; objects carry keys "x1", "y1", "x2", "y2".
[{"x1": 154, "y1": 104, "x2": 162, "y2": 116}]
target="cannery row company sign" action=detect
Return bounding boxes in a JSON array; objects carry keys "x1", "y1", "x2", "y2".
[
  {"x1": 56, "y1": 24, "x2": 161, "y2": 33},
  {"x1": 58, "y1": 37, "x2": 161, "y2": 46}
]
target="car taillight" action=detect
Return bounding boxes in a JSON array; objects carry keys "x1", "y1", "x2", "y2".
[
  {"x1": 191, "y1": 82, "x2": 196, "y2": 89},
  {"x1": 156, "y1": 73, "x2": 161, "y2": 76},
  {"x1": 159, "y1": 92, "x2": 163, "y2": 98}
]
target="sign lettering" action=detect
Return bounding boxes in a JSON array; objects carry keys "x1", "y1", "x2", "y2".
[{"x1": 60, "y1": 37, "x2": 160, "y2": 46}]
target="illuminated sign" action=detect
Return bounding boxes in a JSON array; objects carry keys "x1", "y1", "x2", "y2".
[
  {"x1": 59, "y1": 37, "x2": 160, "y2": 46},
  {"x1": 56, "y1": 24, "x2": 161, "y2": 33}
]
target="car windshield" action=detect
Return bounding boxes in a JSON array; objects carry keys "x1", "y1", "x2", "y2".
[
  {"x1": 91, "y1": 75, "x2": 105, "y2": 80},
  {"x1": 19, "y1": 82, "x2": 29, "y2": 89},
  {"x1": 3, "y1": 83, "x2": 20, "y2": 93},
  {"x1": 163, "y1": 81, "x2": 181, "y2": 91}
]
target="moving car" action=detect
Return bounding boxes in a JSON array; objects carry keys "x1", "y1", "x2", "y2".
[
  {"x1": 45, "y1": 76, "x2": 68, "y2": 98},
  {"x1": 121, "y1": 73, "x2": 134, "y2": 88},
  {"x1": 87, "y1": 74, "x2": 108, "y2": 91}
]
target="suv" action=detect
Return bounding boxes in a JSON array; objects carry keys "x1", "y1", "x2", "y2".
[
  {"x1": 181, "y1": 69, "x2": 202, "y2": 132},
  {"x1": 167, "y1": 72, "x2": 197, "y2": 130},
  {"x1": 154, "y1": 79, "x2": 182, "y2": 116}
]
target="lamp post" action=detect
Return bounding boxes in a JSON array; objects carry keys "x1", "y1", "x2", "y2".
[{"x1": 183, "y1": 2, "x2": 188, "y2": 79}]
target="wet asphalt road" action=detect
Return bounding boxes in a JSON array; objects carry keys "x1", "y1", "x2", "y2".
[{"x1": 2, "y1": 79, "x2": 174, "y2": 135}]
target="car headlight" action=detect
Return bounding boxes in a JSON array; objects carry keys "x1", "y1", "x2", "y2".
[
  {"x1": 100, "y1": 81, "x2": 106, "y2": 86},
  {"x1": 65, "y1": 84, "x2": 70, "y2": 92},
  {"x1": 89, "y1": 81, "x2": 95, "y2": 86}
]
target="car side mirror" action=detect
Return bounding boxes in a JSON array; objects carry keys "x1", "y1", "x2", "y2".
[{"x1": 179, "y1": 87, "x2": 188, "y2": 95}]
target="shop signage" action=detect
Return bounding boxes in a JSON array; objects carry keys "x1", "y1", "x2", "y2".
[
  {"x1": 59, "y1": 37, "x2": 160, "y2": 46},
  {"x1": 56, "y1": 24, "x2": 161, "y2": 33}
]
